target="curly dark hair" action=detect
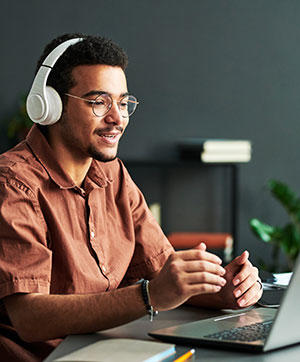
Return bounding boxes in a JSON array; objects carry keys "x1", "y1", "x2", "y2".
[{"x1": 35, "y1": 33, "x2": 128, "y2": 101}]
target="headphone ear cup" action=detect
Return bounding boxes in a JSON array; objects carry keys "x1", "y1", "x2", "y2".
[
  {"x1": 26, "y1": 92, "x2": 47, "y2": 123},
  {"x1": 26, "y1": 38, "x2": 83, "y2": 125},
  {"x1": 26, "y1": 86, "x2": 63, "y2": 125},
  {"x1": 43, "y1": 86, "x2": 63, "y2": 125}
]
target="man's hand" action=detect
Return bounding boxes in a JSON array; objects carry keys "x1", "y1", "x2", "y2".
[
  {"x1": 149, "y1": 243, "x2": 227, "y2": 311},
  {"x1": 185, "y1": 246, "x2": 263, "y2": 310},
  {"x1": 218, "y1": 250, "x2": 263, "y2": 309}
]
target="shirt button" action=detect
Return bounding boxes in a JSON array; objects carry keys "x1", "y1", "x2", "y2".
[{"x1": 91, "y1": 231, "x2": 95, "y2": 238}]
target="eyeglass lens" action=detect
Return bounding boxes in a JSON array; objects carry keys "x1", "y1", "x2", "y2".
[{"x1": 92, "y1": 94, "x2": 138, "y2": 117}]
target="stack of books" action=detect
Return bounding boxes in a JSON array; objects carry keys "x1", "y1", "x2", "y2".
[{"x1": 179, "y1": 138, "x2": 252, "y2": 163}]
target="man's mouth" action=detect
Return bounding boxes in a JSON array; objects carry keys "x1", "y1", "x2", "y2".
[
  {"x1": 96, "y1": 129, "x2": 123, "y2": 145},
  {"x1": 96, "y1": 126, "x2": 123, "y2": 136},
  {"x1": 100, "y1": 134, "x2": 118, "y2": 139}
]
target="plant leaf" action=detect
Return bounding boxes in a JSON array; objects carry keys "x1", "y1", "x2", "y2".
[
  {"x1": 249, "y1": 218, "x2": 278, "y2": 242},
  {"x1": 280, "y1": 223, "x2": 300, "y2": 260},
  {"x1": 268, "y1": 180, "x2": 300, "y2": 223}
]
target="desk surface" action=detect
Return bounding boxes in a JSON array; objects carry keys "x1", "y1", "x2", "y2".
[{"x1": 45, "y1": 305, "x2": 300, "y2": 361}]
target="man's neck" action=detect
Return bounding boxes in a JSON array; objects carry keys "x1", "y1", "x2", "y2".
[
  {"x1": 61, "y1": 157, "x2": 92, "y2": 188},
  {"x1": 46, "y1": 127, "x2": 92, "y2": 188}
]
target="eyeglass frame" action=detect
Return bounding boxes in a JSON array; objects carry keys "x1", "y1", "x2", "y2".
[{"x1": 64, "y1": 92, "x2": 139, "y2": 118}]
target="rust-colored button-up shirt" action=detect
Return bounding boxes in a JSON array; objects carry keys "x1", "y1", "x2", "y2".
[{"x1": 0, "y1": 125, "x2": 173, "y2": 361}]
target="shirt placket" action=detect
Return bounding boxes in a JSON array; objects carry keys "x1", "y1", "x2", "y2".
[{"x1": 86, "y1": 190, "x2": 110, "y2": 291}]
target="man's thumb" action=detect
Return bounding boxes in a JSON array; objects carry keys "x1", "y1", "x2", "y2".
[
  {"x1": 232, "y1": 250, "x2": 249, "y2": 266},
  {"x1": 193, "y1": 242, "x2": 207, "y2": 251}
]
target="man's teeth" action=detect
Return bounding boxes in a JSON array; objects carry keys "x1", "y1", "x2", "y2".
[{"x1": 101, "y1": 134, "x2": 115, "y2": 138}]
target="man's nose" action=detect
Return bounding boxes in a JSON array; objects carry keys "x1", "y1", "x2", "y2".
[{"x1": 104, "y1": 102, "x2": 124, "y2": 124}]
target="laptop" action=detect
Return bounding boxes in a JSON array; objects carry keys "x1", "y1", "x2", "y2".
[{"x1": 149, "y1": 256, "x2": 300, "y2": 353}]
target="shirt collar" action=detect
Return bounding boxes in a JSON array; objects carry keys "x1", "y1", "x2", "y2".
[{"x1": 26, "y1": 125, "x2": 111, "y2": 189}]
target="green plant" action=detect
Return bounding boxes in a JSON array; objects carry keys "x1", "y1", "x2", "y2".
[
  {"x1": 7, "y1": 95, "x2": 32, "y2": 141},
  {"x1": 249, "y1": 179, "x2": 300, "y2": 272}
]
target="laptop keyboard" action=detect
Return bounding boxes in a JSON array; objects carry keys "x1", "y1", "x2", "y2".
[{"x1": 204, "y1": 320, "x2": 273, "y2": 342}]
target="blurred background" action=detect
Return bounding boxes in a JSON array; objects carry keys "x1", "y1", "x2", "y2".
[{"x1": 1, "y1": 1, "x2": 300, "y2": 271}]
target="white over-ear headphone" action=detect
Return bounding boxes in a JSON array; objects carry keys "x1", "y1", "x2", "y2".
[{"x1": 26, "y1": 37, "x2": 83, "y2": 126}]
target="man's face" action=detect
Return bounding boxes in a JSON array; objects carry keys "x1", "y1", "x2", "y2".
[{"x1": 58, "y1": 64, "x2": 129, "y2": 162}]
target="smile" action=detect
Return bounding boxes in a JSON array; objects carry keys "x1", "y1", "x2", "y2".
[
  {"x1": 98, "y1": 132, "x2": 121, "y2": 145},
  {"x1": 100, "y1": 134, "x2": 118, "y2": 139}
]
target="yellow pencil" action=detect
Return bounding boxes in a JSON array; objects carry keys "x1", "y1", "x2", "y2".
[{"x1": 173, "y1": 348, "x2": 195, "y2": 362}]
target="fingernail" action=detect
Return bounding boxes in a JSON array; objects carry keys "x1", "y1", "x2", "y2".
[
  {"x1": 233, "y1": 279, "x2": 240, "y2": 286},
  {"x1": 216, "y1": 286, "x2": 221, "y2": 291},
  {"x1": 239, "y1": 299, "x2": 245, "y2": 307},
  {"x1": 220, "y1": 278, "x2": 226, "y2": 286},
  {"x1": 220, "y1": 268, "x2": 226, "y2": 275},
  {"x1": 235, "y1": 289, "x2": 241, "y2": 297}
]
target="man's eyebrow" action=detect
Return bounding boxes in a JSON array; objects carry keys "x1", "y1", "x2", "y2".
[
  {"x1": 82, "y1": 90, "x2": 106, "y2": 98},
  {"x1": 82, "y1": 90, "x2": 130, "y2": 98}
]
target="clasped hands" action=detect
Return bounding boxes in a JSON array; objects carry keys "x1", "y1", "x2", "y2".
[{"x1": 149, "y1": 242, "x2": 263, "y2": 311}]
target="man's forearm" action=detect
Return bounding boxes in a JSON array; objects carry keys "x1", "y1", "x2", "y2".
[
  {"x1": 4, "y1": 284, "x2": 146, "y2": 343},
  {"x1": 187, "y1": 292, "x2": 224, "y2": 310}
]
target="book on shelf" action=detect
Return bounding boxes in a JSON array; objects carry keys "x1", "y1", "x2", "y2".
[
  {"x1": 167, "y1": 232, "x2": 233, "y2": 262},
  {"x1": 52, "y1": 337, "x2": 176, "y2": 362},
  {"x1": 178, "y1": 138, "x2": 252, "y2": 163},
  {"x1": 201, "y1": 152, "x2": 251, "y2": 163}
]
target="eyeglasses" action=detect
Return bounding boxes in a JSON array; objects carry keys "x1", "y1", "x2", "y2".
[{"x1": 65, "y1": 93, "x2": 139, "y2": 118}]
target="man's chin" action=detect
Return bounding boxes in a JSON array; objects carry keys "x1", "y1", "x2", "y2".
[
  {"x1": 97, "y1": 155, "x2": 117, "y2": 163},
  {"x1": 88, "y1": 147, "x2": 118, "y2": 163}
]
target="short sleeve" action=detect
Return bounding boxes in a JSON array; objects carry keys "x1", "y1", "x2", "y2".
[
  {"x1": 120, "y1": 164, "x2": 174, "y2": 283},
  {"x1": 0, "y1": 179, "x2": 52, "y2": 299}
]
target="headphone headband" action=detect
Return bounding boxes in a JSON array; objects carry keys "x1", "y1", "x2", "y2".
[
  {"x1": 42, "y1": 38, "x2": 83, "y2": 68},
  {"x1": 26, "y1": 37, "x2": 84, "y2": 126}
]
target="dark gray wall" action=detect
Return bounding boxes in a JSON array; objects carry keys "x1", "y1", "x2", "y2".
[{"x1": 1, "y1": 1, "x2": 300, "y2": 269}]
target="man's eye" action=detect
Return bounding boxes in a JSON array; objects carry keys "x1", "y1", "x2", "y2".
[
  {"x1": 120, "y1": 102, "x2": 128, "y2": 108},
  {"x1": 94, "y1": 99, "x2": 106, "y2": 106}
]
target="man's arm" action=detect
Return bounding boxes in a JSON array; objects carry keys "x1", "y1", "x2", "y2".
[
  {"x1": 4, "y1": 246, "x2": 226, "y2": 343},
  {"x1": 4, "y1": 284, "x2": 146, "y2": 343}
]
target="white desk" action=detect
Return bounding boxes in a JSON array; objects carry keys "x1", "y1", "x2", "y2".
[{"x1": 44, "y1": 305, "x2": 300, "y2": 361}]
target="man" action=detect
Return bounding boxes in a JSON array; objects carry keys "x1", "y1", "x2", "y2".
[{"x1": 0, "y1": 33, "x2": 262, "y2": 361}]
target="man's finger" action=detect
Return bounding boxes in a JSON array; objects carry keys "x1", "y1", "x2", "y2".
[
  {"x1": 184, "y1": 260, "x2": 226, "y2": 275},
  {"x1": 233, "y1": 263, "x2": 258, "y2": 287},
  {"x1": 236, "y1": 279, "x2": 263, "y2": 307},
  {"x1": 230, "y1": 250, "x2": 249, "y2": 267},
  {"x1": 187, "y1": 271, "x2": 227, "y2": 287},
  {"x1": 177, "y1": 249, "x2": 222, "y2": 265},
  {"x1": 193, "y1": 242, "x2": 207, "y2": 251}
]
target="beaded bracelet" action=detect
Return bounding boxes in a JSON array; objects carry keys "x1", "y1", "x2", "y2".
[{"x1": 141, "y1": 279, "x2": 159, "y2": 322}]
